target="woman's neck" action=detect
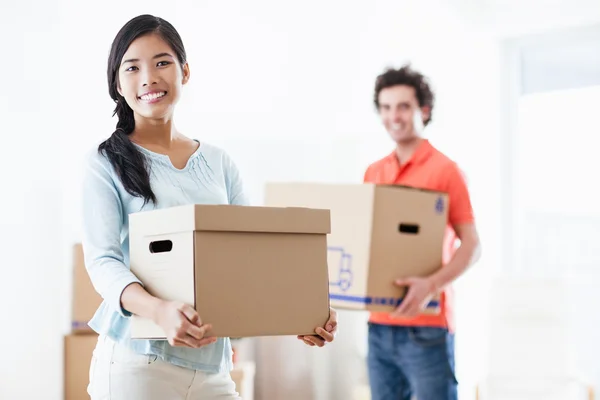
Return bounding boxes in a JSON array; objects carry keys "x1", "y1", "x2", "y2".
[{"x1": 130, "y1": 117, "x2": 179, "y2": 148}]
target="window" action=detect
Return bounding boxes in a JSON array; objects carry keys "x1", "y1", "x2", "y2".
[
  {"x1": 503, "y1": 24, "x2": 600, "y2": 277},
  {"x1": 514, "y1": 85, "x2": 600, "y2": 277}
]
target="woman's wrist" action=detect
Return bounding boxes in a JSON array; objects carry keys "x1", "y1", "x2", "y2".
[
  {"x1": 150, "y1": 297, "x2": 167, "y2": 324},
  {"x1": 120, "y1": 282, "x2": 164, "y2": 320}
]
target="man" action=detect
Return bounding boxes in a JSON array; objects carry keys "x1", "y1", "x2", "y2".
[{"x1": 364, "y1": 64, "x2": 481, "y2": 400}]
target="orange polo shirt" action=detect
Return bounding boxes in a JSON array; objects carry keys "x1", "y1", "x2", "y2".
[{"x1": 363, "y1": 139, "x2": 475, "y2": 332}]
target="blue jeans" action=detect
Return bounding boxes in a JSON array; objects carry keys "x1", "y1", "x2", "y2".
[{"x1": 367, "y1": 323, "x2": 458, "y2": 400}]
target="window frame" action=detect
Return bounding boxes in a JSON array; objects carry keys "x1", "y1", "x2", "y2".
[{"x1": 501, "y1": 23, "x2": 600, "y2": 275}]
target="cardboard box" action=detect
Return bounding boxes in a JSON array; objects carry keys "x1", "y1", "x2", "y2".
[
  {"x1": 72, "y1": 244, "x2": 103, "y2": 333},
  {"x1": 64, "y1": 333, "x2": 97, "y2": 400},
  {"x1": 264, "y1": 183, "x2": 447, "y2": 313},
  {"x1": 231, "y1": 361, "x2": 256, "y2": 400},
  {"x1": 128, "y1": 204, "x2": 331, "y2": 339}
]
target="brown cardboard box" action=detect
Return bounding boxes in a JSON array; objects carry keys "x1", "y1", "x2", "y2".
[
  {"x1": 231, "y1": 361, "x2": 256, "y2": 400},
  {"x1": 264, "y1": 183, "x2": 448, "y2": 313},
  {"x1": 72, "y1": 244, "x2": 103, "y2": 333},
  {"x1": 128, "y1": 204, "x2": 331, "y2": 339},
  {"x1": 64, "y1": 334, "x2": 97, "y2": 400}
]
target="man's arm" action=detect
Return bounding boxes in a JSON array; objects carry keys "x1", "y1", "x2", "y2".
[
  {"x1": 392, "y1": 162, "x2": 480, "y2": 318},
  {"x1": 429, "y1": 223, "x2": 481, "y2": 292}
]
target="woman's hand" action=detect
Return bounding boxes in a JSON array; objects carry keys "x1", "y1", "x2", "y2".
[
  {"x1": 298, "y1": 307, "x2": 338, "y2": 347},
  {"x1": 152, "y1": 300, "x2": 217, "y2": 348}
]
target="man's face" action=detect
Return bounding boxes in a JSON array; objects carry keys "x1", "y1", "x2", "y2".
[{"x1": 377, "y1": 85, "x2": 429, "y2": 144}]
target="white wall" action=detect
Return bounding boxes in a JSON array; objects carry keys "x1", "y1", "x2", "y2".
[
  {"x1": 0, "y1": 1, "x2": 501, "y2": 399},
  {"x1": 0, "y1": 2, "x2": 67, "y2": 400}
]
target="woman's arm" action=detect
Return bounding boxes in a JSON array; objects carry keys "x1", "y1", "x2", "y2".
[
  {"x1": 81, "y1": 151, "x2": 215, "y2": 348},
  {"x1": 81, "y1": 151, "x2": 145, "y2": 317},
  {"x1": 223, "y1": 151, "x2": 250, "y2": 206}
]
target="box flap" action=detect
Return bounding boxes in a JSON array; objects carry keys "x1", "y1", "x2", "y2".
[{"x1": 129, "y1": 204, "x2": 330, "y2": 237}]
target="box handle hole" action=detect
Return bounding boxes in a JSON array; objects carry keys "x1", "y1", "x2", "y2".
[
  {"x1": 398, "y1": 223, "x2": 420, "y2": 235},
  {"x1": 149, "y1": 240, "x2": 173, "y2": 253}
]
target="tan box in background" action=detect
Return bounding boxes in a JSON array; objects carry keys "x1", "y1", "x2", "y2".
[
  {"x1": 64, "y1": 334, "x2": 97, "y2": 400},
  {"x1": 128, "y1": 204, "x2": 331, "y2": 339},
  {"x1": 72, "y1": 244, "x2": 103, "y2": 333},
  {"x1": 264, "y1": 183, "x2": 448, "y2": 314}
]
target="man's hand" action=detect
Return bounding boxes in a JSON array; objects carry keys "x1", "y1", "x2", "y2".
[
  {"x1": 391, "y1": 277, "x2": 437, "y2": 318},
  {"x1": 298, "y1": 307, "x2": 338, "y2": 347}
]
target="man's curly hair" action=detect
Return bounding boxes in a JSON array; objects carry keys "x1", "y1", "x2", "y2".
[{"x1": 373, "y1": 64, "x2": 435, "y2": 126}]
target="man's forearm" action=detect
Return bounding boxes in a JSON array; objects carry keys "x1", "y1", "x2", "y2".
[{"x1": 429, "y1": 239, "x2": 481, "y2": 292}]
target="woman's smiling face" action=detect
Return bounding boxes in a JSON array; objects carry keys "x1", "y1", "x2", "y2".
[{"x1": 117, "y1": 33, "x2": 189, "y2": 122}]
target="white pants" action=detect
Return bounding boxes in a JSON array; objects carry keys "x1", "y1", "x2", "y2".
[{"x1": 88, "y1": 335, "x2": 242, "y2": 399}]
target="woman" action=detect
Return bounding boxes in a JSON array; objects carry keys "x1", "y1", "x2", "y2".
[{"x1": 82, "y1": 14, "x2": 338, "y2": 399}]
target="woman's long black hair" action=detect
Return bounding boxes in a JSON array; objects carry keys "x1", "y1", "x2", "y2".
[{"x1": 99, "y1": 14, "x2": 187, "y2": 205}]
